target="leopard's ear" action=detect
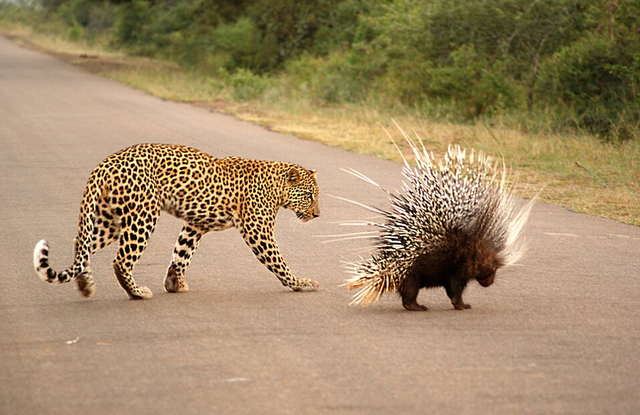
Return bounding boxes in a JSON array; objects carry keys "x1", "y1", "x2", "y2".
[
  {"x1": 309, "y1": 169, "x2": 317, "y2": 179},
  {"x1": 286, "y1": 167, "x2": 302, "y2": 187}
]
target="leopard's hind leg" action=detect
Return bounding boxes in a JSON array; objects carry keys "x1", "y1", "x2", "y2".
[
  {"x1": 164, "y1": 224, "x2": 205, "y2": 293},
  {"x1": 75, "y1": 196, "x2": 121, "y2": 297},
  {"x1": 113, "y1": 208, "x2": 158, "y2": 300},
  {"x1": 73, "y1": 237, "x2": 95, "y2": 298}
]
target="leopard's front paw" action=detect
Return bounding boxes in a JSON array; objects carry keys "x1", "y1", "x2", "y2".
[
  {"x1": 292, "y1": 278, "x2": 320, "y2": 292},
  {"x1": 129, "y1": 286, "x2": 153, "y2": 300}
]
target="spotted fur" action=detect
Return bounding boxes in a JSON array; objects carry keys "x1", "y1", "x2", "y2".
[{"x1": 33, "y1": 144, "x2": 320, "y2": 300}]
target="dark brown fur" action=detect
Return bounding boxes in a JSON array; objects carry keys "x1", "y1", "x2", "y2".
[{"x1": 399, "y1": 229, "x2": 503, "y2": 311}]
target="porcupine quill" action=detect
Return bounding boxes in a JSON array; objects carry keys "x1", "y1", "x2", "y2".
[{"x1": 338, "y1": 125, "x2": 534, "y2": 311}]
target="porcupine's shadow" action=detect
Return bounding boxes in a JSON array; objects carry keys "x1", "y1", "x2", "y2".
[{"x1": 349, "y1": 287, "x2": 492, "y2": 315}]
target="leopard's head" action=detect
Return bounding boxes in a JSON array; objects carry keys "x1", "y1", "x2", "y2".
[{"x1": 283, "y1": 167, "x2": 320, "y2": 222}]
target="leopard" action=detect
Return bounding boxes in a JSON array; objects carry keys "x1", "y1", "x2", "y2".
[{"x1": 33, "y1": 143, "x2": 320, "y2": 300}]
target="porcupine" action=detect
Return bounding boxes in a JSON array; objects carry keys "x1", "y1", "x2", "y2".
[{"x1": 342, "y1": 130, "x2": 533, "y2": 311}]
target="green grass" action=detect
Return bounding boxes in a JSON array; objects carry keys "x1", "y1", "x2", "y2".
[{"x1": 1, "y1": 22, "x2": 638, "y2": 226}]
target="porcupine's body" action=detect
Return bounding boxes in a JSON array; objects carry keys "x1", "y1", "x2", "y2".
[{"x1": 344, "y1": 134, "x2": 533, "y2": 311}]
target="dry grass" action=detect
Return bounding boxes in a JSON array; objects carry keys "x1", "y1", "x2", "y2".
[
  {"x1": 231, "y1": 102, "x2": 639, "y2": 225},
  {"x1": 1, "y1": 24, "x2": 119, "y2": 58},
  {"x1": 2, "y1": 25, "x2": 638, "y2": 225}
]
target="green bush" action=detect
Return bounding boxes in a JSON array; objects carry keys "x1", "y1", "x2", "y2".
[
  {"x1": 284, "y1": 52, "x2": 370, "y2": 103},
  {"x1": 112, "y1": 0, "x2": 152, "y2": 50},
  {"x1": 312, "y1": 0, "x2": 376, "y2": 54},
  {"x1": 0, "y1": 1, "x2": 36, "y2": 24},
  {"x1": 4, "y1": 0, "x2": 638, "y2": 140},
  {"x1": 426, "y1": 46, "x2": 522, "y2": 118},
  {"x1": 220, "y1": 68, "x2": 272, "y2": 101},
  {"x1": 210, "y1": 17, "x2": 261, "y2": 72},
  {"x1": 248, "y1": 0, "x2": 340, "y2": 71},
  {"x1": 54, "y1": 0, "x2": 115, "y2": 41},
  {"x1": 538, "y1": 35, "x2": 640, "y2": 141},
  {"x1": 57, "y1": 0, "x2": 91, "y2": 27},
  {"x1": 344, "y1": 1, "x2": 528, "y2": 117},
  {"x1": 109, "y1": 0, "x2": 258, "y2": 71}
]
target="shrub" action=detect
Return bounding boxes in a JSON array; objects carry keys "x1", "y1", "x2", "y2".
[
  {"x1": 248, "y1": 0, "x2": 340, "y2": 71},
  {"x1": 426, "y1": 45, "x2": 523, "y2": 118},
  {"x1": 538, "y1": 35, "x2": 640, "y2": 141},
  {"x1": 284, "y1": 52, "x2": 370, "y2": 103},
  {"x1": 221, "y1": 68, "x2": 272, "y2": 101},
  {"x1": 210, "y1": 17, "x2": 261, "y2": 72},
  {"x1": 112, "y1": 0, "x2": 152, "y2": 49}
]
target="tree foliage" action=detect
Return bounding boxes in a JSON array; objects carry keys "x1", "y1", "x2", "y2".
[{"x1": 11, "y1": 0, "x2": 640, "y2": 140}]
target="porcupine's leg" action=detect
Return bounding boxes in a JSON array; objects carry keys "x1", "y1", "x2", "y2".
[
  {"x1": 164, "y1": 224, "x2": 204, "y2": 293},
  {"x1": 400, "y1": 273, "x2": 428, "y2": 311},
  {"x1": 445, "y1": 278, "x2": 471, "y2": 310}
]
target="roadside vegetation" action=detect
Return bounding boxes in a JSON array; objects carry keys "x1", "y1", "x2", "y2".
[{"x1": 0, "y1": 0, "x2": 638, "y2": 225}]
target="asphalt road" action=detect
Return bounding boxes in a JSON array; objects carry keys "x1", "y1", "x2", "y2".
[{"x1": 1, "y1": 35, "x2": 639, "y2": 415}]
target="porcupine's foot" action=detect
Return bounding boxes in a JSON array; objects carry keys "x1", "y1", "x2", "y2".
[
  {"x1": 403, "y1": 302, "x2": 429, "y2": 312},
  {"x1": 452, "y1": 297, "x2": 472, "y2": 310},
  {"x1": 399, "y1": 276, "x2": 426, "y2": 311}
]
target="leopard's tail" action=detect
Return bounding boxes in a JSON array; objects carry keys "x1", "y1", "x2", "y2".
[
  {"x1": 33, "y1": 235, "x2": 94, "y2": 285},
  {"x1": 33, "y1": 179, "x2": 101, "y2": 287},
  {"x1": 33, "y1": 239, "x2": 76, "y2": 284}
]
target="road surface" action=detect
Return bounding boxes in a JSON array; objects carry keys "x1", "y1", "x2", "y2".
[{"x1": 1, "y1": 35, "x2": 639, "y2": 415}]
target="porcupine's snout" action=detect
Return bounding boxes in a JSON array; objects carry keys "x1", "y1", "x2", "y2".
[
  {"x1": 474, "y1": 247, "x2": 501, "y2": 287},
  {"x1": 477, "y1": 272, "x2": 496, "y2": 287}
]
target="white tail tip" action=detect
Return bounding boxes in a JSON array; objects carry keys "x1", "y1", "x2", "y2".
[{"x1": 33, "y1": 239, "x2": 51, "y2": 282}]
